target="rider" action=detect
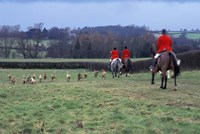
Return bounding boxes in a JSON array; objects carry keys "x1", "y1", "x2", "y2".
[
  {"x1": 150, "y1": 29, "x2": 179, "y2": 69},
  {"x1": 110, "y1": 47, "x2": 119, "y2": 63},
  {"x1": 121, "y1": 46, "x2": 130, "y2": 64}
]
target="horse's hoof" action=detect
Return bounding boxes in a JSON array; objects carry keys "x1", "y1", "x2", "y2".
[
  {"x1": 151, "y1": 82, "x2": 155, "y2": 85},
  {"x1": 174, "y1": 87, "x2": 178, "y2": 91}
]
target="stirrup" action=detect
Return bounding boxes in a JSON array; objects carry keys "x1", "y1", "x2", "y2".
[{"x1": 149, "y1": 65, "x2": 154, "y2": 69}]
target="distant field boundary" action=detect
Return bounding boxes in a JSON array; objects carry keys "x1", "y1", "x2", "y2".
[{"x1": 0, "y1": 51, "x2": 199, "y2": 72}]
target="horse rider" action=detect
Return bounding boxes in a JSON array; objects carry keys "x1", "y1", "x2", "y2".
[
  {"x1": 110, "y1": 47, "x2": 119, "y2": 63},
  {"x1": 121, "y1": 46, "x2": 130, "y2": 64},
  {"x1": 150, "y1": 29, "x2": 179, "y2": 69}
]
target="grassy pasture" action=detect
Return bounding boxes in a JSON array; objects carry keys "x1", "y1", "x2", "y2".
[
  {"x1": 169, "y1": 32, "x2": 200, "y2": 40},
  {"x1": 186, "y1": 33, "x2": 200, "y2": 40},
  {"x1": 0, "y1": 69, "x2": 200, "y2": 134}
]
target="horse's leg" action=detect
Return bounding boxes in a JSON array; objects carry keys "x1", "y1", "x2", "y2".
[
  {"x1": 115, "y1": 67, "x2": 118, "y2": 77},
  {"x1": 152, "y1": 66, "x2": 159, "y2": 85},
  {"x1": 174, "y1": 75, "x2": 177, "y2": 91},
  {"x1": 151, "y1": 72, "x2": 155, "y2": 85},
  {"x1": 125, "y1": 68, "x2": 128, "y2": 77},
  {"x1": 118, "y1": 68, "x2": 120, "y2": 78},
  {"x1": 163, "y1": 73, "x2": 167, "y2": 89},
  {"x1": 160, "y1": 74, "x2": 164, "y2": 89},
  {"x1": 126, "y1": 68, "x2": 130, "y2": 77},
  {"x1": 112, "y1": 71, "x2": 114, "y2": 78}
]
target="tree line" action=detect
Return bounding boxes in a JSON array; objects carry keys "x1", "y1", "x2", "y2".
[{"x1": 0, "y1": 23, "x2": 199, "y2": 59}]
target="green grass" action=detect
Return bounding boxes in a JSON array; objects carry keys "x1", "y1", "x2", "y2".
[
  {"x1": 186, "y1": 33, "x2": 200, "y2": 40},
  {"x1": 0, "y1": 69, "x2": 200, "y2": 133},
  {"x1": 171, "y1": 32, "x2": 200, "y2": 40},
  {"x1": 157, "y1": 32, "x2": 200, "y2": 40}
]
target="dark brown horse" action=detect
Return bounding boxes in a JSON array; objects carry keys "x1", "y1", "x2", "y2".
[
  {"x1": 123, "y1": 58, "x2": 132, "y2": 77},
  {"x1": 151, "y1": 51, "x2": 180, "y2": 90}
]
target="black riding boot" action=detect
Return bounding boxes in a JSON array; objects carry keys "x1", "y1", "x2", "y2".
[{"x1": 149, "y1": 58, "x2": 157, "y2": 69}]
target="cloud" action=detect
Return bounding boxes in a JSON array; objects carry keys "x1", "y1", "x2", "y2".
[{"x1": 0, "y1": 0, "x2": 199, "y2": 3}]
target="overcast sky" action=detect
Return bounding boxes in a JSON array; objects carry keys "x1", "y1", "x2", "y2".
[{"x1": 0, "y1": 0, "x2": 200, "y2": 31}]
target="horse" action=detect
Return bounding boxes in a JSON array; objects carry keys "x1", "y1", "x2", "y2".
[
  {"x1": 110, "y1": 58, "x2": 123, "y2": 78},
  {"x1": 151, "y1": 51, "x2": 180, "y2": 90},
  {"x1": 122, "y1": 58, "x2": 132, "y2": 77}
]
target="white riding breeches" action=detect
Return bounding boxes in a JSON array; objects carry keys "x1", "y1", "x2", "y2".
[{"x1": 154, "y1": 53, "x2": 160, "y2": 59}]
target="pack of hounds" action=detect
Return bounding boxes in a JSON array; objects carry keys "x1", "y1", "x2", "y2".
[{"x1": 7, "y1": 69, "x2": 107, "y2": 85}]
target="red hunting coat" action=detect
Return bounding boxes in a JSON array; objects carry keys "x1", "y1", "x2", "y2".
[{"x1": 157, "y1": 34, "x2": 172, "y2": 53}]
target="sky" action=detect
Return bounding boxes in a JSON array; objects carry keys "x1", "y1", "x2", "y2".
[{"x1": 0, "y1": 0, "x2": 200, "y2": 31}]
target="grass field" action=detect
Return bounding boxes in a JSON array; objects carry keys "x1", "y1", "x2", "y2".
[
  {"x1": 170, "y1": 32, "x2": 200, "y2": 40},
  {"x1": 0, "y1": 69, "x2": 200, "y2": 134}
]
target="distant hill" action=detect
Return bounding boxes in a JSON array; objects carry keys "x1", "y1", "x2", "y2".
[{"x1": 75, "y1": 25, "x2": 149, "y2": 37}]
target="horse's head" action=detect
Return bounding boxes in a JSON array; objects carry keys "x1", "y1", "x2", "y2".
[{"x1": 150, "y1": 46, "x2": 156, "y2": 58}]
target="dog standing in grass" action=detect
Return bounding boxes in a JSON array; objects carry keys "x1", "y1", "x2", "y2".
[
  {"x1": 39, "y1": 74, "x2": 42, "y2": 82},
  {"x1": 30, "y1": 77, "x2": 36, "y2": 84},
  {"x1": 83, "y1": 70, "x2": 88, "y2": 78},
  {"x1": 50, "y1": 74, "x2": 56, "y2": 82},
  {"x1": 66, "y1": 73, "x2": 71, "y2": 82},
  {"x1": 78, "y1": 73, "x2": 82, "y2": 81},
  {"x1": 11, "y1": 76, "x2": 16, "y2": 85},
  {"x1": 101, "y1": 69, "x2": 106, "y2": 79},
  {"x1": 44, "y1": 73, "x2": 47, "y2": 80},
  {"x1": 94, "y1": 69, "x2": 99, "y2": 78},
  {"x1": 8, "y1": 74, "x2": 12, "y2": 81}
]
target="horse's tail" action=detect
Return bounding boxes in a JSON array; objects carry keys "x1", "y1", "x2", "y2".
[
  {"x1": 169, "y1": 52, "x2": 180, "y2": 77},
  {"x1": 116, "y1": 58, "x2": 119, "y2": 67},
  {"x1": 116, "y1": 58, "x2": 121, "y2": 70}
]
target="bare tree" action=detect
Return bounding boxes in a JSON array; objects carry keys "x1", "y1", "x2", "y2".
[
  {"x1": 26, "y1": 23, "x2": 45, "y2": 58},
  {"x1": 15, "y1": 23, "x2": 47, "y2": 58},
  {"x1": 0, "y1": 25, "x2": 20, "y2": 58}
]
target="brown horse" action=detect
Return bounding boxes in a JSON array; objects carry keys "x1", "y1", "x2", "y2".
[
  {"x1": 151, "y1": 51, "x2": 180, "y2": 90},
  {"x1": 122, "y1": 58, "x2": 132, "y2": 77}
]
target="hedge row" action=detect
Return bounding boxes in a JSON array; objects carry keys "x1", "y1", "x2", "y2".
[
  {"x1": 131, "y1": 50, "x2": 200, "y2": 73},
  {"x1": 176, "y1": 50, "x2": 200, "y2": 71},
  {"x1": 0, "y1": 50, "x2": 199, "y2": 73},
  {"x1": 0, "y1": 61, "x2": 109, "y2": 71}
]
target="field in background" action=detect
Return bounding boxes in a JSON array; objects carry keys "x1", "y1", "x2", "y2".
[
  {"x1": 154, "y1": 32, "x2": 200, "y2": 40},
  {"x1": 171, "y1": 32, "x2": 200, "y2": 40},
  {"x1": 0, "y1": 69, "x2": 200, "y2": 133}
]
